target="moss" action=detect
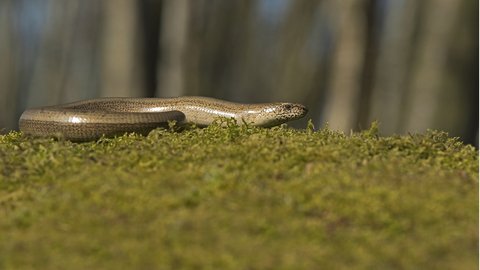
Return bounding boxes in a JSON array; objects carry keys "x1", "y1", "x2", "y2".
[{"x1": 0, "y1": 120, "x2": 478, "y2": 270}]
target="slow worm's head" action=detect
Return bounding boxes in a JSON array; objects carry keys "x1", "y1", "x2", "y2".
[{"x1": 251, "y1": 102, "x2": 308, "y2": 127}]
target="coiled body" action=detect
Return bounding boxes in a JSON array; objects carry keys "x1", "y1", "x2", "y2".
[{"x1": 19, "y1": 96, "x2": 308, "y2": 141}]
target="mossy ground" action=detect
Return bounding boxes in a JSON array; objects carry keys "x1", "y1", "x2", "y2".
[{"x1": 0, "y1": 120, "x2": 478, "y2": 270}]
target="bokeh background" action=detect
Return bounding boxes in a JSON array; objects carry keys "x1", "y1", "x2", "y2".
[{"x1": 1, "y1": 0, "x2": 478, "y2": 146}]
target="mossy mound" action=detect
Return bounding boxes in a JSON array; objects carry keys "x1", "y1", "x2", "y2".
[{"x1": 0, "y1": 120, "x2": 478, "y2": 270}]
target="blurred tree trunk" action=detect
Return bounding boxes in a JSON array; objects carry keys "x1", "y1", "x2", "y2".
[
  {"x1": 223, "y1": 0, "x2": 258, "y2": 102},
  {"x1": 321, "y1": 0, "x2": 367, "y2": 132},
  {"x1": 271, "y1": 0, "x2": 322, "y2": 129},
  {"x1": 0, "y1": 0, "x2": 18, "y2": 133},
  {"x1": 193, "y1": 0, "x2": 256, "y2": 101},
  {"x1": 156, "y1": 0, "x2": 190, "y2": 97},
  {"x1": 458, "y1": 0, "x2": 479, "y2": 146},
  {"x1": 368, "y1": 0, "x2": 418, "y2": 135},
  {"x1": 157, "y1": 0, "x2": 257, "y2": 101},
  {"x1": 402, "y1": 0, "x2": 461, "y2": 133},
  {"x1": 273, "y1": 0, "x2": 321, "y2": 102},
  {"x1": 182, "y1": 0, "x2": 205, "y2": 97},
  {"x1": 140, "y1": 0, "x2": 163, "y2": 97},
  {"x1": 26, "y1": 0, "x2": 81, "y2": 108},
  {"x1": 356, "y1": 0, "x2": 379, "y2": 131},
  {"x1": 22, "y1": 0, "x2": 103, "y2": 107},
  {"x1": 100, "y1": 0, "x2": 145, "y2": 97},
  {"x1": 434, "y1": 0, "x2": 478, "y2": 145}
]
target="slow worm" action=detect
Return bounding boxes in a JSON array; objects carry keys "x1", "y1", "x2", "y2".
[{"x1": 19, "y1": 96, "x2": 308, "y2": 141}]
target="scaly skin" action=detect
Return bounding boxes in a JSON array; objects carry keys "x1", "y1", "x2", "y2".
[{"x1": 19, "y1": 96, "x2": 308, "y2": 141}]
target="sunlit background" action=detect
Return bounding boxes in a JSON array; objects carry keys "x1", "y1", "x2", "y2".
[{"x1": 0, "y1": 0, "x2": 478, "y2": 146}]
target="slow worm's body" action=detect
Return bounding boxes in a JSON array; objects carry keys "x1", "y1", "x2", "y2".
[{"x1": 19, "y1": 96, "x2": 308, "y2": 141}]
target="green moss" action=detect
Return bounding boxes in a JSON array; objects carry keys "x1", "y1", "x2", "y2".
[{"x1": 0, "y1": 120, "x2": 478, "y2": 269}]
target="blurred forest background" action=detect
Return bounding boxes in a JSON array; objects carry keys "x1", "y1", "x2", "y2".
[{"x1": 0, "y1": 0, "x2": 478, "y2": 146}]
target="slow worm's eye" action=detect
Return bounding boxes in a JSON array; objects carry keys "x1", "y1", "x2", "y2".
[{"x1": 284, "y1": 104, "x2": 292, "y2": 110}]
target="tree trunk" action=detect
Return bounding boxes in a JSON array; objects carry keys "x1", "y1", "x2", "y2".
[
  {"x1": 321, "y1": 0, "x2": 367, "y2": 132},
  {"x1": 100, "y1": 0, "x2": 145, "y2": 97}
]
